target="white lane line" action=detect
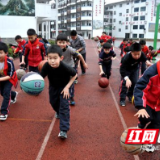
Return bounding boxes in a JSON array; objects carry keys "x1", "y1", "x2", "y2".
[
  {"x1": 35, "y1": 117, "x2": 56, "y2": 160},
  {"x1": 91, "y1": 40, "x2": 140, "y2": 160}
]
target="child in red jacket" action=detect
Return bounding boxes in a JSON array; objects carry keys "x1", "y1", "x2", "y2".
[
  {"x1": 0, "y1": 42, "x2": 18, "y2": 121},
  {"x1": 20, "y1": 29, "x2": 46, "y2": 72},
  {"x1": 14, "y1": 35, "x2": 28, "y2": 70}
]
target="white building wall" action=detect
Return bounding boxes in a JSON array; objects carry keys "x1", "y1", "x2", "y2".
[
  {"x1": 104, "y1": 0, "x2": 159, "y2": 40},
  {"x1": 0, "y1": 16, "x2": 36, "y2": 38}
]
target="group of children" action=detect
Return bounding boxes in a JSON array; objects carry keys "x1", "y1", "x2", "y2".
[
  {"x1": 1, "y1": 28, "x2": 160, "y2": 149},
  {"x1": 0, "y1": 29, "x2": 87, "y2": 139},
  {"x1": 97, "y1": 35, "x2": 160, "y2": 152}
]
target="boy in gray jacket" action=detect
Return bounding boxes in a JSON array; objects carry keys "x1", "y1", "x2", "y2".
[{"x1": 56, "y1": 34, "x2": 88, "y2": 107}]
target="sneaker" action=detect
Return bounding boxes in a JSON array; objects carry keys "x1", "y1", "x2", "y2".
[
  {"x1": 74, "y1": 80, "x2": 78, "y2": 84},
  {"x1": 11, "y1": 92, "x2": 18, "y2": 104},
  {"x1": 81, "y1": 72, "x2": 86, "y2": 75},
  {"x1": 128, "y1": 96, "x2": 132, "y2": 102},
  {"x1": 70, "y1": 98, "x2": 75, "y2": 106},
  {"x1": 0, "y1": 114, "x2": 8, "y2": 121},
  {"x1": 145, "y1": 144, "x2": 155, "y2": 152},
  {"x1": 120, "y1": 101, "x2": 126, "y2": 107},
  {"x1": 58, "y1": 131, "x2": 67, "y2": 139},
  {"x1": 55, "y1": 112, "x2": 60, "y2": 119}
]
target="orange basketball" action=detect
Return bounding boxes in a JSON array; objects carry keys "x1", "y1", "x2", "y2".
[
  {"x1": 38, "y1": 60, "x2": 47, "y2": 72},
  {"x1": 98, "y1": 77, "x2": 109, "y2": 88}
]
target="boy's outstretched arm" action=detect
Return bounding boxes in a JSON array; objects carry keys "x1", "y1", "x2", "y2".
[
  {"x1": 61, "y1": 74, "x2": 77, "y2": 99},
  {"x1": 133, "y1": 64, "x2": 156, "y2": 118}
]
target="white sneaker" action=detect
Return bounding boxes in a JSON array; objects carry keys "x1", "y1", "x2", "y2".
[
  {"x1": 145, "y1": 144, "x2": 155, "y2": 152},
  {"x1": 11, "y1": 92, "x2": 18, "y2": 104},
  {"x1": 58, "y1": 131, "x2": 67, "y2": 139},
  {"x1": 0, "y1": 114, "x2": 8, "y2": 121}
]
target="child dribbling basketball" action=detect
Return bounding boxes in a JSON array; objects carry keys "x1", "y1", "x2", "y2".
[{"x1": 99, "y1": 43, "x2": 116, "y2": 79}]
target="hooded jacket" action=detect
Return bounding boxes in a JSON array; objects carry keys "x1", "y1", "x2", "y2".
[{"x1": 134, "y1": 61, "x2": 160, "y2": 111}]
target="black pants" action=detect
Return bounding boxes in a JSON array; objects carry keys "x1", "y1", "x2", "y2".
[
  {"x1": 29, "y1": 66, "x2": 39, "y2": 73},
  {"x1": 0, "y1": 81, "x2": 16, "y2": 115},
  {"x1": 141, "y1": 61, "x2": 146, "y2": 75},
  {"x1": 49, "y1": 86, "x2": 70, "y2": 132},
  {"x1": 138, "y1": 105, "x2": 160, "y2": 129},
  {"x1": 119, "y1": 69, "x2": 139, "y2": 101},
  {"x1": 19, "y1": 52, "x2": 28, "y2": 69},
  {"x1": 102, "y1": 62, "x2": 112, "y2": 79},
  {"x1": 80, "y1": 53, "x2": 86, "y2": 73}
]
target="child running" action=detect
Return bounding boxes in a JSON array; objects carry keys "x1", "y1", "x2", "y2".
[{"x1": 40, "y1": 45, "x2": 77, "y2": 139}]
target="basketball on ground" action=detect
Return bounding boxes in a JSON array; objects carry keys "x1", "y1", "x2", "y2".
[
  {"x1": 16, "y1": 69, "x2": 26, "y2": 80},
  {"x1": 38, "y1": 60, "x2": 47, "y2": 72},
  {"x1": 120, "y1": 127, "x2": 145, "y2": 155},
  {"x1": 98, "y1": 77, "x2": 109, "y2": 88},
  {"x1": 20, "y1": 72, "x2": 45, "y2": 95}
]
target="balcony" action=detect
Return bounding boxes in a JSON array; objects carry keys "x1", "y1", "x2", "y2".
[
  {"x1": 76, "y1": 17, "x2": 81, "y2": 21},
  {"x1": 58, "y1": 13, "x2": 61, "y2": 16},
  {"x1": 81, "y1": 16, "x2": 92, "y2": 21},
  {"x1": 81, "y1": 6, "x2": 92, "y2": 11},
  {"x1": 64, "y1": 20, "x2": 67, "y2": 23},
  {"x1": 71, "y1": 18, "x2": 76, "y2": 22},
  {"x1": 58, "y1": 21, "x2": 61, "y2": 24},
  {"x1": 71, "y1": 9, "x2": 76, "y2": 13},
  {"x1": 67, "y1": 19, "x2": 71, "y2": 23},
  {"x1": 103, "y1": 22, "x2": 112, "y2": 26},
  {"x1": 81, "y1": 26, "x2": 92, "y2": 30},
  {"x1": 64, "y1": 12, "x2": 67, "y2": 15}
]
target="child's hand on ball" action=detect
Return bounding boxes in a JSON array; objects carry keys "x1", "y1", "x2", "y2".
[{"x1": 134, "y1": 109, "x2": 150, "y2": 118}]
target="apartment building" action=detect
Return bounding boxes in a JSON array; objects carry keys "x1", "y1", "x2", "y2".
[
  {"x1": 104, "y1": 0, "x2": 160, "y2": 39},
  {"x1": 58, "y1": 0, "x2": 93, "y2": 39}
]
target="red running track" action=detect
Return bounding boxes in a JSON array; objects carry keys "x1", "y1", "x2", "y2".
[{"x1": 0, "y1": 40, "x2": 159, "y2": 160}]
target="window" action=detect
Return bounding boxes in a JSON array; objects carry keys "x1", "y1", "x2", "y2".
[
  {"x1": 114, "y1": 11, "x2": 116, "y2": 15},
  {"x1": 139, "y1": 25, "x2": 144, "y2": 29},
  {"x1": 140, "y1": 7, "x2": 146, "y2": 11},
  {"x1": 125, "y1": 26, "x2": 128, "y2": 29},
  {"x1": 133, "y1": 16, "x2": 138, "y2": 21},
  {"x1": 140, "y1": 16, "x2": 145, "y2": 20},
  {"x1": 126, "y1": 9, "x2": 129, "y2": 13},
  {"x1": 120, "y1": 4, "x2": 122, "y2": 7},
  {"x1": 134, "y1": 0, "x2": 140, "y2": 3},
  {"x1": 110, "y1": 19, "x2": 112, "y2": 23},
  {"x1": 133, "y1": 34, "x2": 137, "y2": 38},
  {"x1": 119, "y1": 13, "x2": 122, "y2": 16},
  {"x1": 114, "y1": 5, "x2": 116, "y2": 7},
  {"x1": 114, "y1": 19, "x2": 116, "y2": 22},
  {"x1": 141, "y1": 0, "x2": 146, "y2": 2},
  {"x1": 109, "y1": 6, "x2": 113, "y2": 9},
  {"x1": 134, "y1": 8, "x2": 139, "y2": 12},
  {"x1": 133, "y1": 25, "x2": 138, "y2": 29},
  {"x1": 127, "y1": 2, "x2": 129, "y2": 5},
  {"x1": 119, "y1": 28, "x2": 121, "y2": 32},
  {"x1": 126, "y1": 17, "x2": 129, "y2": 21},
  {"x1": 139, "y1": 34, "x2": 144, "y2": 38},
  {"x1": 119, "y1": 21, "x2": 121, "y2": 24}
]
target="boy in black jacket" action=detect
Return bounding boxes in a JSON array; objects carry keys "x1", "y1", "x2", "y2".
[
  {"x1": 99, "y1": 43, "x2": 116, "y2": 79},
  {"x1": 41, "y1": 45, "x2": 77, "y2": 139},
  {"x1": 119, "y1": 43, "x2": 151, "y2": 107}
]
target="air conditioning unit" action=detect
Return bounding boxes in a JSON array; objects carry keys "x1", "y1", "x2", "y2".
[
  {"x1": 145, "y1": 13, "x2": 148, "y2": 15},
  {"x1": 146, "y1": 2, "x2": 148, "y2": 5},
  {"x1": 144, "y1": 21, "x2": 147, "y2": 24}
]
